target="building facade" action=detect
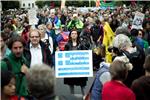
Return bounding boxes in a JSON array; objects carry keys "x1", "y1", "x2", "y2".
[{"x1": 20, "y1": 0, "x2": 37, "y2": 9}]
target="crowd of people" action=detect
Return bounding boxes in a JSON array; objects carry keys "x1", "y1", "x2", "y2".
[{"x1": 1, "y1": 3, "x2": 150, "y2": 100}]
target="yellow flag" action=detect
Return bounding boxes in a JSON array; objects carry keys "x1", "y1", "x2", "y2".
[{"x1": 102, "y1": 22, "x2": 115, "y2": 63}]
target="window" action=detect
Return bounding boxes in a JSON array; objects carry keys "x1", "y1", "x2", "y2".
[
  {"x1": 28, "y1": 3, "x2": 30, "y2": 7},
  {"x1": 32, "y1": 3, "x2": 34, "y2": 8},
  {"x1": 23, "y1": 3, "x2": 25, "y2": 7}
]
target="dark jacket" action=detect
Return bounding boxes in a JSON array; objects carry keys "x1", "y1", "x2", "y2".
[
  {"x1": 23, "y1": 41, "x2": 52, "y2": 67},
  {"x1": 131, "y1": 76, "x2": 150, "y2": 100},
  {"x1": 123, "y1": 45, "x2": 145, "y2": 87}
]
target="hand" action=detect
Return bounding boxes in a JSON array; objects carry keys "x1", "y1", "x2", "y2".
[
  {"x1": 56, "y1": 47, "x2": 59, "y2": 51},
  {"x1": 21, "y1": 64, "x2": 29, "y2": 74}
]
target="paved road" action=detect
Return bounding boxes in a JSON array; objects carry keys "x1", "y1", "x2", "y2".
[{"x1": 55, "y1": 71, "x2": 96, "y2": 98}]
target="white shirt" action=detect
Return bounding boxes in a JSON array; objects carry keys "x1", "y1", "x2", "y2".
[{"x1": 30, "y1": 44, "x2": 43, "y2": 67}]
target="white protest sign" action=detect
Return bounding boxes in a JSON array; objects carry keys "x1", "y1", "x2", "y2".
[
  {"x1": 28, "y1": 9, "x2": 38, "y2": 25},
  {"x1": 131, "y1": 12, "x2": 145, "y2": 29},
  {"x1": 55, "y1": 50, "x2": 93, "y2": 78}
]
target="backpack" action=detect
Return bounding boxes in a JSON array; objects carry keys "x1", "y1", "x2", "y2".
[
  {"x1": 2, "y1": 58, "x2": 12, "y2": 71},
  {"x1": 2, "y1": 58, "x2": 26, "y2": 95}
]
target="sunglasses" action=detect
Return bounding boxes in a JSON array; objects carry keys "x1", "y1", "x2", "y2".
[{"x1": 30, "y1": 36, "x2": 40, "y2": 38}]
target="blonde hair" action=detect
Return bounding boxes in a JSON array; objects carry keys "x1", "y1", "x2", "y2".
[{"x1": 114, "y1": 56, "x2": 133, "y2": 70}]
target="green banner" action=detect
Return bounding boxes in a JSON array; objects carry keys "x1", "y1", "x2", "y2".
[{"x1": 100, "y1": 1, "x2": 115, "y2": 7}]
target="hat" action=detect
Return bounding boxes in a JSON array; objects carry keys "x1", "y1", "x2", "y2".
[{"x1": 114, "y1": 56, "x2": 133, "y2": 70}]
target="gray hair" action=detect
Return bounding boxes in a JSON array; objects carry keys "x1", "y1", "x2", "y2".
[
  {"x1": 113, "y1": 56, "x2": 133, "y2": 70},
  {"x1": 26, "y1": 64, "x2": 55, "y2": 98},
  {"x1": 115, "y1": 26, "x2": 130, "y2": 36},
  {"x1": 113, "y1": 34, "x2": 132, "y2": 50}
]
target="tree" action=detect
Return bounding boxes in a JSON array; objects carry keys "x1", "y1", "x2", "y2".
[
  {"x1": 35, "y1": 1, "x2": 45, "y2": 8},
  {"x1": 2, "y1": 1, "x2": 20, "y2": 10}
]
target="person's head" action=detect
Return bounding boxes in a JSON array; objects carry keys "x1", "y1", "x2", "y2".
[
  {"x1": 69, "y1": 29, "x2": 79, "y2": 41},
  {"x1": 109, "y1": 60, "x2": 129, "y2": 81},
  {"x1": 3, "y1": 24, "x2": 14, "y2": 34},
  {"x1": 50, "y1": 9, "x2": 56, "y2": 19},
  {"x1": 115, "y1": 26, "x2": 130, "y2": 36},
  {"x1": 72, "y1": 13, "x2": 78, "y2": 20},
  {"x1": 46, "y1": 22, "x2": 53, "y2": 30},
  {"x1": 93, "y1": 44, "x2": 106, "y2": 58},
  {"x1": 138, "y1": 29, "x2": 145, "y2": 38},
  {"x1": 95, "y1": 19, "x2": 101, "y2": 26},
  {"x1": 103, "y1": 13, "x2": 109, "y2": 21},
  {"x1": 142, "y1": 20, "x2": 150, "y2": 31},
  {"x1": 130, "y1": 28, "x2": 139, "y2": 37},
  {"x1": 38, "y1": 24, "x2": 46, "y2": 37},
  {"x1": 7, "y1": 35, "x2": 25, "y2": 58},
  {"x1": 29, "y1": 29, "x2": 41, "y2": 47},
  {"x1": 143, "y1": 55, "x2": 150, "y2": 73},
  {"x1": 1, "y1": 70, "x2": 16, "y2": 97},
  {"x1": 26, "y1": 64, "x2": 55, "y2": 99},
  {"x1": 113, "y1": 34, "x2": 132, "y2": 51},
  {"x1": 57, "y1": 12, "x2": 61, "y2": 19},
  {"x1": 0, "y1": 35, "x2": 5, "y2": 49}
]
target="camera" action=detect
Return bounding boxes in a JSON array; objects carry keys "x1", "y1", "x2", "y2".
[{"x1": 44, "y1": 39, "x2": 50, "y2": 47}]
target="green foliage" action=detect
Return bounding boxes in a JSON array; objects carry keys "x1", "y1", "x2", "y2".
[
  {"x1": 35, "y1": 1, "x2": 45, "y2": 8},
  {"x1": 2, "y1": 1, "x2": 20, "y2": 10},
  {"x1": 114, "y1": 1, "x2": 123, "y2": 6}
]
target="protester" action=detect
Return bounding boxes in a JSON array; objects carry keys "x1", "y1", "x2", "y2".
[
  {"x1": 38, "y1": 24, "x2": 53, "y2": 54},
  {"x1": 1, "y1": 3, "x2": 150, "y2": 98},
  {"x1": 90, "y1": 19, "x2": 104, "y2": 46},
  {"x1": 131, "y1": 54, "x2": 150, "y2": 100},
  {"x1": 112, "y1": 34, "x2": 145, "y2": 87},
  {"x1": 64, "y1": 29, "x2": 87, "y2": 95},
  {"x1": 23, "y1": 29, "x2": 52, "y2": 67},
  {"x1": 138, "y1": 29, "x2": 149, "y2": 49},
  {"x1": 102, "y1": 60, "x2": 136, "y2": 100},
  {"x1": 1, "y1": 35, "x2": 29, "y2": 97},
  {"x1": 91, "y1": 45, "x2": 111, "y2": 100},
  {"x1": 26, "y1": 64, "x2": 83, "y2": 100},
  {"x1": 0, "y1": 32, "x2": 11, "y2": 60},
  {"x1": 48, "y1": 9, "x2": 61, "y2": 35},
  {"x1": 67, "y1": 13, "x2": 84, "y2": 32},
  {"x1": 142, "y1": 20, "x2": 150, "y2": 45},
  {"x1": 1, "y1": 70, "x2": 27, "y2": 100}
]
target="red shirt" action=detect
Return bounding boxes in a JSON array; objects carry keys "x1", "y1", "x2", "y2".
[
  {"x1": 10, "y1": 95, "x2": 25, "y2": 100},
  {"x1": 102, "y1": 80, "x2": 136, "y2": 100}
]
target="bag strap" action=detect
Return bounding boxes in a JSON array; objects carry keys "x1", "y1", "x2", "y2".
[
  {"x1": 2, "y1": 58, "x2": 12, "y2": 71},
  {"x1": 85, "y1": 77, "x2": 96, "y2": 100}
]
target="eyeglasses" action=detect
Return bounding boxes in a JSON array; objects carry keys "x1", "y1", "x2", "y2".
[{"x1": 30, "y1": 36, "x2": 40, "y2": 38}]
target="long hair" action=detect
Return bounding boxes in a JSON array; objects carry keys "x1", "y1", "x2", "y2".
[{"x1": 68, "y1": 28, "x2": 80, "y2": 45}]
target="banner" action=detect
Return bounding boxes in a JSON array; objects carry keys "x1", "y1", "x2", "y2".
[
  {"x1": 131, "y1": 12, "x2": 145, "y2": 29},
  {"x1": 28, "y1": 8, "x2": 38, "y2": 25},
  {"x1": 61, "y1": 0, "x2": 66, "y2": 10},
  {"x1": 55, "y1": 50, "x2": 93, "y2": 78}
]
